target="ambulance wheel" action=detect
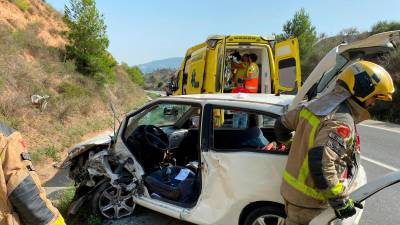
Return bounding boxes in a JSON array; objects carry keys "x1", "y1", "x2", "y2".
[{"x1": 244, "y1": 206, "x2": 286, "y2": 225}]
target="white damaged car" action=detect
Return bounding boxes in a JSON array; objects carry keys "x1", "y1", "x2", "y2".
[{"x1": 61, "y1": 30, "x2": 400, "y2": 225}]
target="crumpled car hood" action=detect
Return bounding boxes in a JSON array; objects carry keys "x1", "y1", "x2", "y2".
[{"x1": 61, "y1": 131, "x2": 114, "y2": 167}]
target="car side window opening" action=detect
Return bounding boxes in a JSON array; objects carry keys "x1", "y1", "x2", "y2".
[
  {"x1": 211, "y1": 107, "x2": 288, "y2": 153},
  {"x1": 123, "y1": 102, "x2": 202, "y2": 169}
]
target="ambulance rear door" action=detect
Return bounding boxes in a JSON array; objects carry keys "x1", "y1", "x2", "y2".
[
  {"x1": 274, "y1": 38, "x2": 301, "y2": 94},
  {"x1": 186, "y1": 46, "x2": 207, "y2": 94}
]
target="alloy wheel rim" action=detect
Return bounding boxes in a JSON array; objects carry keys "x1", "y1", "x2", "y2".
[
  {"x1": 252, "y1": 214, "x2": 285, "y2": 225},
  {"x1": 98, "y1": 186, "x2": 135, "y2": 219}
]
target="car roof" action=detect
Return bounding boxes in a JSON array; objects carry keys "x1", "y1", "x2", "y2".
[
  {"x1": 166, "y1": 93, "x2": 293, "y2": 105},
  {"x1": 161, "y1": 93, "x2": 295, "y2": 115}
]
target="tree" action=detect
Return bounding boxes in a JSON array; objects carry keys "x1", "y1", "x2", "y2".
[
  {"x1": 64, "y1": 0, "x2": 116, "y2": 84},
  {"x1": 277, "y1": 8, "x2": 317, "y2": 60},
  {"x1": 121, "y1": 63, "x2": 145, "y2": 87},
  {"x1": 371, "y1": 21, "x2": 400, "y2": 35},
  {"x1": 339, "y1": 27, "x2": 361, "y2": 43}
]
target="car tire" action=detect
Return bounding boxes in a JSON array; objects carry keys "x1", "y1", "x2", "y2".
[
  {"x1": 243, "y1": 206, "x2": 286, "y2": 225},
  {"x1": 91, "y1": 182, "x2": 136, "y2": 220}
]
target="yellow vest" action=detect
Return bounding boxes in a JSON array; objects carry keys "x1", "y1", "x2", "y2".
[{"x1": 235, "y1": 62, "x2": 249, "y2": 80}]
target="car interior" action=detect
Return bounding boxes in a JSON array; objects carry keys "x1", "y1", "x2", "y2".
[
  {"x1": 212, "y1": 108, "x2": 290, "y2": 153},
  {"x1": 123, "y1": 103, "x2": 202, "y2": 207}
]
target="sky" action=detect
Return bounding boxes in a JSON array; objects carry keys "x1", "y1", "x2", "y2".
[{"x1": 47, "y1": 0, "x2": 400, "y2": 66}]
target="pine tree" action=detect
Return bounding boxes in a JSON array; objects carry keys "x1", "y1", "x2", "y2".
[
  {"x1": 64, "y1": 0, "x2": 116, "y2": 84},
  {"x1": 277, "y1": 8, "x2": 317, "y2": 60}
]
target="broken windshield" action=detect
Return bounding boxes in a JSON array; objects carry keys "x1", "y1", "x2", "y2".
[{"x1": 137, "y1": 103, "x2": 192, "y2": 127}]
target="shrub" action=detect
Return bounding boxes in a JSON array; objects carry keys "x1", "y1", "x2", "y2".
[
  {"x1": 13, "y1": 23, "x2": 61, "y2": 60},
  {"x1": 11, "y1": 0, "x2": 30, "y2": 12},
  {"x1": 0, "y1": 93, "x2": 25, "y2": 129},
  {"x1": 121, "y1": 63, "x2": 145, "y2": 86},
  {"x1": 63, "y1": 59, "x2": 77, "y2": 74},
  {"x1": 13, "y1": 23, "x2": 43, "y2": 55},
  {"x1": 55, "y1": 188, "x2": 103, "y2": 225},
  {"x1": 371, "y1": 21, "x2": 400, "y2": 35},
  {"x1": 369, "y1": 49, "x2": 400, "y2": 123},
  {"x1": 57, "y1": 82, "x2": 90, "y2": 98},
  {"x1": 31, "y1": 145, "x2": 60, "y2": 162}
]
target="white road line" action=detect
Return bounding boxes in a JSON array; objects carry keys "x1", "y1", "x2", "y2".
[
  {"x1": 359, "y1": 124, "x2": 400, "y2": 134},
  {"x1": 361, "y1": 156, "x2": 399, "y2": 172}
]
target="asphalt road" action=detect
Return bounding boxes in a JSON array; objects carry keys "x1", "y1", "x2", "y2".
[{"x1": 357, "y1": 122, "x2": 400, "y2": 225}]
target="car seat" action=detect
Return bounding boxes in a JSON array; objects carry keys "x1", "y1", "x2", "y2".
[{"x1": 144, "y1": 166, "x2": 197, "y2": 203}]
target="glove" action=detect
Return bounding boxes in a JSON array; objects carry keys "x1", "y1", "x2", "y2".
[{"x1": 333, "y1": 199, "x2": 363, "y2": 219}]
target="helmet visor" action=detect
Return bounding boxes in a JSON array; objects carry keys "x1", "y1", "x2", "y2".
[{"x1": 375, "y1": 94, "x2": 393, "y2": 101}]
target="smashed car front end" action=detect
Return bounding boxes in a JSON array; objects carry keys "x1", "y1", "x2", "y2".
[{"x1": 61, "y1": 131, "x2": 139, "y2": 217}]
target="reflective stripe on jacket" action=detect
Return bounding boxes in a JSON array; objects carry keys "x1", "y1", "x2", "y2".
[
  {"x1": 245, "y1": 62, "x2": 259, "y2": 93},
  {"x1": 0, "y1": 126, "x2": 65, "y2": 225}
]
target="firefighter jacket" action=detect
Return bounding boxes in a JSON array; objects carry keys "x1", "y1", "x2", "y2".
[
  {"x1": 0, "y1": 124, "x2": 65, "y2": 225},
  {"x1": 274, "y1": 85, "x2": 370, "y2": 209}
]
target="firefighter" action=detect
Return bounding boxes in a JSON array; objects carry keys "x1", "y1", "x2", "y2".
[
  {"x1": 0, "y1": 124, "x2": 65, "y2": 225},
  {"x1": 245, "y1": 53, "x2": 259, "y2": 93},
  {"x1": 274, "y1": 61, "x2": 394, "y2": 225}
]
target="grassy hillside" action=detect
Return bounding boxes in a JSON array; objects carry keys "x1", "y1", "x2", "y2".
[
  {"x1": 369, "y1": 48, "x2": 400, "y2": 123},
  {"x1": 0, "y1": 0, "x2": 146, "y2": 180},
  {"x1": 144, "y1": 68, "x2": 176, "y2": 90},
  {"x1": 301, "y1": 30, "x2": 400, "y2": 123}
]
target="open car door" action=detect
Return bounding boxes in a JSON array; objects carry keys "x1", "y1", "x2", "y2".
[
  {"x1": 274, "y1": 38, "x2": 301, "y2": 94},
  {"x1": 290, "y1": 30, "x2": 400, "y2": 110},
  {"x1": 310, "y1": 171, "x2": 400, "y2": 225},
  {"x1": 186, "y1": 46, "x2": 207, "y2": 94}
]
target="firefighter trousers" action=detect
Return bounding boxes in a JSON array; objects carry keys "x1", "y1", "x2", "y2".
[{"x1": 284, "y1": 201, "x2": 325, "y2": 225}]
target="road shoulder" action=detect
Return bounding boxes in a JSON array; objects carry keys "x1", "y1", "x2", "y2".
[{"x1": 360, "y1": 120, "x2": 400, "y2": 133}]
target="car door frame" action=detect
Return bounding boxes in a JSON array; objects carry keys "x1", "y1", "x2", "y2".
[
  {"x1": 181, "y1": 102, "x2": 288, "y2": 225},
  {"x1": 112, "y1": 98, "x2": 208, "y2": 219},
  {"x1": 116, "y1": 98, "x2": 204, "y2": 178}
]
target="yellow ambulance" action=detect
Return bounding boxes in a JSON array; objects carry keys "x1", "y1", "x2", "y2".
[{"x1": 172, "y1": 35, "x2": 301, "y2": 95}]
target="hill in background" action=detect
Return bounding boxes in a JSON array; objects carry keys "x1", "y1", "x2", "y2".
[
  {"x1": 0, "y1": 0, "x2": 146, "y2": 180},
  {"x1": 138, "y1": 57, "x2": 182, "y2": 73},
  {"x1": 144, "y1": 68, "x2": 176, "y2": 90}
]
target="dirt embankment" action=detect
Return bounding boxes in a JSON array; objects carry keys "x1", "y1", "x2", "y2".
[
  {"x1": 0, "y1": 0, "x2": 147, "y2": 181},
  {"x1": 0, "y1": 0, "x2": 66, "y2": 47}
]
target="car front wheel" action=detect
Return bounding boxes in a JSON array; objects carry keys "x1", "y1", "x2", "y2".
[
  {"x1": 244, "y1": 206, "x2": 286, "y2": 225},
  {"x1": 91, "y1": 183, "x2": 136, "y2": 219}
]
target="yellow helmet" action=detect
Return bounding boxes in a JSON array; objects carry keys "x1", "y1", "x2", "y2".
[{"x1": 337, "y1": 60, "x2": 395, "y2": 102}]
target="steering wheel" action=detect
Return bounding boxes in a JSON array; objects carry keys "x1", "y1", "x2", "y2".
[{"x1": 143, "y1": 125, "x2": 169, "y2": 151}]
